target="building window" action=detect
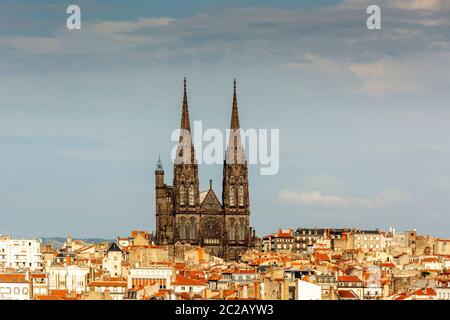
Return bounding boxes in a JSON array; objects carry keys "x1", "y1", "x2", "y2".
[
  {"x1": 229, "y1": 186, "x2": 235, "y2": 206},
  {"x1": 229, "y1": 219, "x2": 236, "y2": 241},
  {"x1": 179, "y1": 218, "x2": 186, "y2": 239},
  {"x1": 189, "y1": 217, "x2": 196, "y2": 240},
  {"x1": 188, "y1": 184, "x2": 195, "y2": 206},
  {"x1": 239, "y1": 219, "x2": 245, "y2": 241},
  {"x1": 238, "y1": 185, "x2": 244, "y2": 207},
  {"x1": 180, "y1": 185, "x2": 186, "y2": 206}
]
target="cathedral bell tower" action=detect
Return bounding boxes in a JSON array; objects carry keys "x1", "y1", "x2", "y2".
[
  {"x1": 155, "y1": 156, "x2": 174, "y2": 244},
  {"x1": 223, "y1": 80, "x2": 250, "y2": 248},
  {"x1": 173, "y1": 78, "x2": 201, "y2": 242}
]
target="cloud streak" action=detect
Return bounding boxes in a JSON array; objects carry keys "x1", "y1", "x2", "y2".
[{"x1": 277, "y1": 188, "x2": 412, "y2": 209}]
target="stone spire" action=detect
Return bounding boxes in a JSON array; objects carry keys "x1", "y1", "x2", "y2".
[
  {"x1": 230, "y1": 79, "x2": 240, "y2": 130},
  {"x1": 226, "y1": 79, "x2": 245, "y2": 164},
  {"x1": 175, "y1": 77, "x2": 195, "y2": 164},
  {"x1": 180, "y1": 77, "x2": 191, "y2": 132}
]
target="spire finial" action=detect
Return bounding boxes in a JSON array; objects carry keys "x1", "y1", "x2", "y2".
[
  {"x1": 156, "y1": 154, "x2": 163, "y2": 171},
  {"x1": 230, "y1": 78, "x2": 240, "y2": 129},
  {"x1": 180, "y1": 77, "x2": 191, "y2": 131}
]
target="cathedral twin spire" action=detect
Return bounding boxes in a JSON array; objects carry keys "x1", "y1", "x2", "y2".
[
  {"x1": 180, "y1": 77, "x2": 241, "y2": 131},
  {"x1": 175, "y1": 77, "x2": 245, "y2": 165}
]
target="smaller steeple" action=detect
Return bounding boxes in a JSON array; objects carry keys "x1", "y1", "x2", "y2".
[{"x1": 155, "y1": 154, "x2": 164, "y2": 172}]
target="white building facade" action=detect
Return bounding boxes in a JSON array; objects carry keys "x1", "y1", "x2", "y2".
[
  {"x1": 47, "y1": 265, "x2": 91, "y2": 294},
  {"x1": 0, "y1": 236, "x2": 43, "y2": 271},
  {"x1": 128, "y1": 266, "x2": 173, "y2": 290},
  {"x1": 296, "y1": 280, "x2": 321, "y2": 300},
  {"x1": 0, "y1": 274, "x2": 31, "y2": 300}
]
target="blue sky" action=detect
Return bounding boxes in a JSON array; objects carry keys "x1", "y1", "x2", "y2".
[{"x1": 1, "y1": 0, "x2": 450, "y2": 238}]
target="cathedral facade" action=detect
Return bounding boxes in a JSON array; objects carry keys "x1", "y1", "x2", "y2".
[{"x1": 155, "y1": 78, "x2": 256, "y2": 261}]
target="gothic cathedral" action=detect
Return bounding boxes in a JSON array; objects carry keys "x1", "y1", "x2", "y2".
[{"x1": 155, "y1": 78, "x2": 256, "y2": 260}]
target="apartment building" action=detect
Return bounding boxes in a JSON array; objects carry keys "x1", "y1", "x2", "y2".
[
  {"x1": 0, "y1": 236, "x2": 43, "y2": 271},
  {"x1": 47, "y1": 264, "x2": 91, "y2": 294},
  {"x1": 128, "y1": 266, "x2": 173, "y2": 290},
  {"x1": 0, "y1": 274, "x2": 31, "y2": 300}
]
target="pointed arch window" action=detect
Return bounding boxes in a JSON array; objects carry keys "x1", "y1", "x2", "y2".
[
  {"x1": 180, "y1": 184, "x2": 186, "y2": 206},
  {"x1": 239, "y1": 218, "x2": 245, "y2": 241},
  {"x1": 229, "y1": 218, "x2": 236, "y2": 241},
  {"x1": 229, "y1": 186, "x2": 235, "y2": 207},
  {"x1": 238, "y1": 185, "x2": 244, "y2": 207},
  {"x1": 179, "y1": 217, "x2": 186, "y2": 239},
  {"x1": 189, "y1": 184, "x2": 195, "y2": 206},
  {"x1": 189, "y1": 217, "x2": 196, "y2": 240},
  {"x1": 185, "y1": 220, "x2": 190, "y2": 240}
]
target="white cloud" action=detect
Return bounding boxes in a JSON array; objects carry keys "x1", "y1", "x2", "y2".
[
  {"x1": 0, "y1": 37, "x2": 60, "y2": 54},
  {"x1": 0, "y1": 17, "x2": 177, "y2": 55},
  {"x1": 90, "y1": 17, "x2": 176, "y2": 35},
  {"x1": 350, "y1": 59, "x2": 420, "y2": 96},
  {"x1": 352, "y1": 189, "x2": 412, "y2": 208},
  {"x1": 349, "y1": 52, "x2": 450, "y2": 97},
  {"x1": 390, "y1": 0, "x2": 450, "y2": 11},
  {"x1": 278, "y1": 190, "x2": 348, "y2": 207},
  {"x1": 285, "y1": 54, "x2": 343, "y2": 76},
  {"x1": 339, "y1": 0, "x2": 450, "y2": 11},
  {"x1": 287, "y1": 53, "x2": 442, "y2": 97},
  {"x1": 277, "y1": 188, "x2": 411, "y2": 208}
]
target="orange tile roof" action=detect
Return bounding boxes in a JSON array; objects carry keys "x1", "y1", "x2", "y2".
[
  {"x1": 412, "y1": 288, "x2": 436, "y2": 296},
  {"x1": 337, "y1": 275, "x2": 362, "y2": 283},
  {"x1": 172, "y1": 275, "x2": 207, "y2": 286},
  {"x1": 0, "y1": 274, "x2": 28, "y2": 283},
  {"x1": 394, "y1": 293, "x2": 411, "y2": 300},
  {"x1": 88, "y1": 280, "x2": 127, "y2": 288},
  {"x1": 336, "y1": 290, "x2": 358, "y2": 299},
  {"x1": 422, "y1": 257, "x2": 438, "y2": 263},
  {"x1": 315, "y1": 253, "x2": 330, "y2": 261},
  {"x1": 381, "y1": 263, "x2": 395, "y2": 268},
  {"x1": 36, "y1": 295, "x2": 62, "y2": 300},
  {"x1": 233, "y1": 269, "x2": 257, "y2": 274},
  {"x1": 276, "y1": 233, "x2": 293, "y2": 238},
  {"x1": 49, "y1": 290, "x2": 69, "y2": 297}
]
